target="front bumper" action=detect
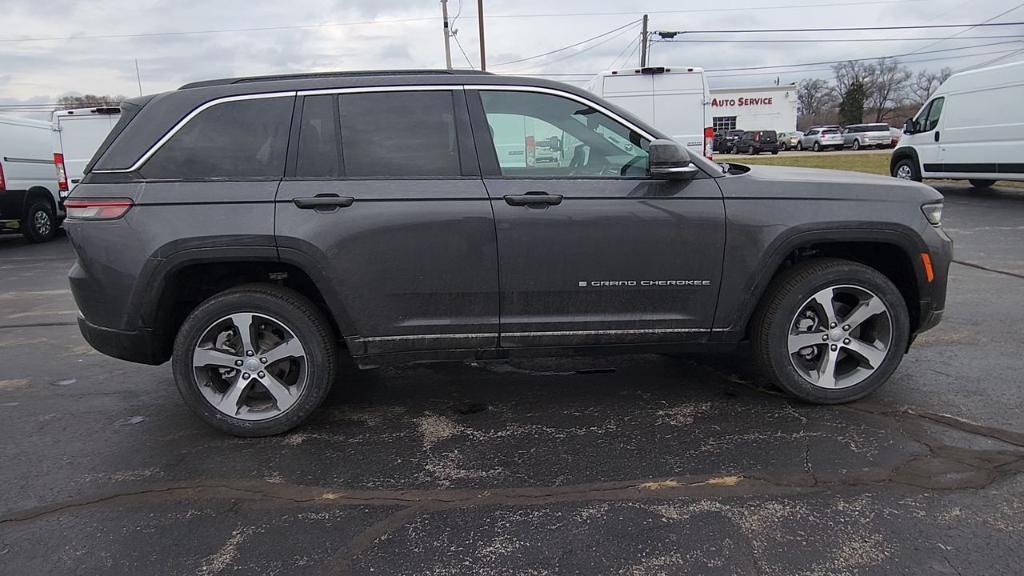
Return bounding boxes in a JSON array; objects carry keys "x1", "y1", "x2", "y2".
[{"x1": 77, "y1": 316, "x2": 168, "y2": 365}]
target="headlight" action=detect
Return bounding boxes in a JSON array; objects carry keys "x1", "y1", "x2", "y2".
[{"x1": 921, "y1": 202, "x2": 943, "y2": 226}]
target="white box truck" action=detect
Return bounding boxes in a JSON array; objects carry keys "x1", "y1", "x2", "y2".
[
  {"x1": 891, "y1": 60, "x2": 1024, "y2": 187},
  {"x1": 585, "y1": 66, "x2": 713, "y2": 159},
  {"x1": 52, "y1": 106, "x2": 121, "y2": 197},
  {"x1": 0, "y1": 115, "x2": 62, "y2": 242}
]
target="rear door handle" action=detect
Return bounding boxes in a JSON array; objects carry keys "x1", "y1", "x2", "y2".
[
  {"x1": 503, "y1": 192, "x2": 563, "y2": 207},
  {"x1": 293, "y1": 195, "x2": 354, "y2": 210}
]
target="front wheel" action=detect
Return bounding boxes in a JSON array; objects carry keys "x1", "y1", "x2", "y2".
[
  {"x1": 969, "y1": 179, "x2": 995, "y2": 189},
  {"x1": 22, "y1": 200, "x2": 56, "y2": 243},
  {"x1": 852, "y1": 139, "x2": 861, "y2": 150},
  {"x1": 796, "y1": 142, "x2": 804, "y2": 151},
  {"x1": 751, "y1": 258, "x2": 909, "y2": 404},
  {"x1": 892, "y1": 158, "x2": 921, "y2": 182},
  {"x1": 172, "y1": 285, "x2": 337, "y2": 436},
  {"x1": 813, "y1": 142, "x2": 821, "y2": 152}
]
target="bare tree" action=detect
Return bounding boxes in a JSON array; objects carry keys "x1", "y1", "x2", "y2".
[
  {"x1": 909, "y1": 67, "x2": 953, "y2": 105},
  {"x1": 797, "y1": 78, "x2": 839, "y2": 128},
  {"x1": 832, "y1": 60, "x2": 873, "y2": 96},
  {"x1": 865, "y1": 58, "x2": 912, "y2": 122}
]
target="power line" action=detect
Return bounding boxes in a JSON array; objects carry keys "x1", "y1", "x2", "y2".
[
  {"x1": 705, "y1": 46, "x2": 1024, "y2": 78},
  {"x1": 492, "y1": 19, "x2": 641, "y2": 67},
  {"x1": 502, "y1": 22, "x2": 641, "y2": 73},
  {"x1": 703, "y1": 39, "x2": 1024, "y2": 72},
  {"x1": 905, "y1": 1, "x2": 1024, "y2": 55},
  {"x1": 672, "y1": 21, "x2": 1024, "y2": 34},
  {"x1": 651, "y1": 34, "x2": 1024, "y2": 44},
  {"x1": 452, "y1": 33, "x2": 476, "y2": 68}
]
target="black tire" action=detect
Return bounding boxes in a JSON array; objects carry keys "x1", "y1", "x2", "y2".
[
  {"x1": 771, "y1": 150, "x2": 779, "y2": 155},
  {"x1": 891, "y1": 157, "x2": 921, "y2": 182},
  {"x1": 748, "y1": 145, "x2": 757, "y2": 155},
  {"x1": 751, "y1": 258, "x2": 910, "y2": 404},
  {"x1": 813, "y1": 142, "x2": 821, "y2": 152},
  {"x1": 172, "y1": 284, "x2": 337, "y2": 436},
  {"x1": 22, "y1": 199, "x2": 56, "y2": 243},
  {"x1": 852, "y1": 139, "x2": 861, "y2": 150},
  {"x1": 969, "y1": 179, "x2": 995, "y2": 189},
  {"x1": 797, "y1": 141, "x2": 804, "y2": 151}
]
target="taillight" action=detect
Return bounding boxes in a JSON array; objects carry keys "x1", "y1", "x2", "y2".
[
  {"x1": 0, "y1": 161, "x2": 5, "y2": 191},
  {"x1": 704, "y1": 127, "x2": 714, "y2": 160},
  {"x1": 64, "y1": 198, "x2": 133, "y2": 220},
  {"x1": 54, "y1": 153, "x2": 68, "y2": 194}
]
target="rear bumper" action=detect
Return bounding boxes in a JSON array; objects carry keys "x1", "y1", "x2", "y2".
[{"x1": 77, "y1": 316, "x2": 168, "y2": 365}]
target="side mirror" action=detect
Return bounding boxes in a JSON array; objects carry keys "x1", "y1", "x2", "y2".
[
  {"x1": 903, "y1": 118, "x2": 916, "y2": 134},
  {"x1": 648, "y1": 139, "x2": 698, "y2": 179}
]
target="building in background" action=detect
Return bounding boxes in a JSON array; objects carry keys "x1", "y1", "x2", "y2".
[{"x1": 708, "y1": 84, "x2": 798, "y2": 134}]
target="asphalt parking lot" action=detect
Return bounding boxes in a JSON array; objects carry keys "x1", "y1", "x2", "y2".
[{"x1": 1, "y1": 182, "x2": 1022, "y2": 575}]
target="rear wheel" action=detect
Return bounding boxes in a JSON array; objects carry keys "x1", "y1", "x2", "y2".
[
  {"x1": 969, "y1": 179, "x2": 995, "y2": 189},
  {"x1": 752, "y1": 258, "x2": 909, "y2": 404},
  {"x1": 172, "y1": 285, "x2": 337, "y2": 436},
  {"x1": 748, "y1": 145, "x2": 757, "y2": 155},
  {"x1": 22, "y1": 200, "x2": 56, "y2": 243}
]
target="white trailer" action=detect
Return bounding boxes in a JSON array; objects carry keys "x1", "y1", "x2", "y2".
[
  {"x1": 585, "y1": 66, "x2": 713, "y2": 159},
  {"x1": 0, "y1": 115, "x2": 62, "y2": 242}
]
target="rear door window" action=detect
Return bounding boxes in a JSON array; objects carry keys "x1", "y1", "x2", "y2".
[
  {"x1": 142, "y1": 97, "x2": 293, "y2": 180},
  {"x1": 338, "y1": 91, "x2": 461, "y2": 178}
]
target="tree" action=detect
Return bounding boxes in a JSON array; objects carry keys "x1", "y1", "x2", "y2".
[
  {"x1": 909, "y1": 67, "x2": 953, "y2": 105},
  {"x1": 864, "y1": 58, "x2": 912, "y2": 122},
  {"x1": 832, "y1": 60, "x2": 872, "y2": 97},
  {"x1": 797, "y1": 79, "x2": 839, "y2": 129},
  {"x1": 56, "y1": 94, "x2": 127, "y2": 110},
  {"x1": 838, "y1": 78, "x2": 866, "y2": 125}
]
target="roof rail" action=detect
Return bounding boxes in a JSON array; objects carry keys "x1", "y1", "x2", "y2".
[{"x1": 179, "y1": 69, "x2": 493, "y2": 90}]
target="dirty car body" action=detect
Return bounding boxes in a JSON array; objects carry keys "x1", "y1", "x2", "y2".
[{"x1": 65, "y1": 70, "x2": 952, "y2": 435}]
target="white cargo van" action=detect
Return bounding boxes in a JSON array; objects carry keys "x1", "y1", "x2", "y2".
[
  {"x1": 891, "y1": 60, "x2": 1024, "y2": 187},
  {"x1": 0, "y1": 115, "x2": 62, "y2": 242},
  {"x1": 585, "y1": 66, "x2": 713, "y2": 159},
  {"x1": 52, "y1": 106, "x2": 121, "y2": 197}
]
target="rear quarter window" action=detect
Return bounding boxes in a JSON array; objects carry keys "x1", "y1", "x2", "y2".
[{"x1": 141, "y1": 97, "x2": 293, "y2": 180}]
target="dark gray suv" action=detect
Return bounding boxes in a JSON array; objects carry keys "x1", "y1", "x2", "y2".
[{"x1": 65, "y1": 70, "x2": 952, "y2": 436}]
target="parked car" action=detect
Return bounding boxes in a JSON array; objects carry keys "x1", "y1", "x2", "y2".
[
  {"x1": 735, "y1": 130, "x2": 779, "y2": 155},
  {"x1": 52, "y1": 106, "x2": 121, "y2": 198},
  {"x1": 66, "y1": 70, "x2": 951, "y2": 436},
  {"x1": 842, "y1": 123, "x2": 892, "y2": 150},
  {"x1": 586, "y1": 66, "x2": 713, "y2": 159},
  {"x1": 798, "y1": 127, "x2": 844, "y2": 151},
  {"x1": 889, "y1": 127, "x2": 903, "y2": 147},
  {"x1": 0, "y1": 115, "x2": 62, "y2": 242},
  {"x1": 714, "y1": 128, "x2": 745, "y2": 153},
  {"x1": 891, "y1": 59, "x2": 1024, "y2": 187},
  {"x1": 778, "y1": 131, "x2": 803, "y2": 151}
]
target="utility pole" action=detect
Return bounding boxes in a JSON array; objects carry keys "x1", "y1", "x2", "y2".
[
  {"x1": 440, "y1": 0, "x2": 453, "y2": 70},
  {"x1": 477, "y1": 0, "x2": 487, "y2": 71},
  {"x1": 639, "y1": 14, "x2": 649, "y2": 67}
]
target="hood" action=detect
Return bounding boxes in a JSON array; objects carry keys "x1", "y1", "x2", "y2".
[{"x1": 719, "y1": 164, "x2": 943, "y2": 204}]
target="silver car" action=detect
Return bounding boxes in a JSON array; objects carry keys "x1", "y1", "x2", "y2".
[
  {"x1": 843, "y1": 123, "x2": 892, "y2": 150},
  {"x1": 798, "y1": 127, "x2": 844, "y2": 151}
]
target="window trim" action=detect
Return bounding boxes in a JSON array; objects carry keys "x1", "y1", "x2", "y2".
[{"x1": 94, "y1": 84, "x2": 658, "y2": 176}]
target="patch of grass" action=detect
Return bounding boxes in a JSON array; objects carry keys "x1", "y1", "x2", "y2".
[{"x1": 733, "y1": 152, "x2": 891, "y2": 176}]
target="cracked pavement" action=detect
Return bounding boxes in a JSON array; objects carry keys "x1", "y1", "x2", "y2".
[{"x1": 0, "y1": 183, "x2": 1022, "y2": 575}]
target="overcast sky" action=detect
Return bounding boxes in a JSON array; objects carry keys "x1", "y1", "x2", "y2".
[{"x1": 1, "y1": 0, "x2": 1022, "y2": 117}]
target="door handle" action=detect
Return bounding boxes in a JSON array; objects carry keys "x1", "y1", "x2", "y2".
[
  {"x1": 293, "y1": 195, "x2": 354, "y2": 210},
  {"x1": 503, "y1": 192, "x2": 563, "y2": 207},
  {"x1": 934, "y1": 131, "x2": 940, "y2": 142}
]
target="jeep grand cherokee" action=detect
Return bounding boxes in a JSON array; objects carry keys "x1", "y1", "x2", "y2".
[{"x1": 65, "y1": 70, "x2": 951, "y2": 436}]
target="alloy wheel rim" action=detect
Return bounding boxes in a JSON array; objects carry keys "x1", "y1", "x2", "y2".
[
  {"x1": 192, "y1": 312, "x2": 308, "y2": 421},
  {"x1": 896, "y1": 164, "x2": 913, "y2": 179},
  {"x1": 34, "y1": 210, "x2": 51, "y2": 236},
  {"x1": 787, "y1": 285, "x2": 892, "y2": 390}
]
